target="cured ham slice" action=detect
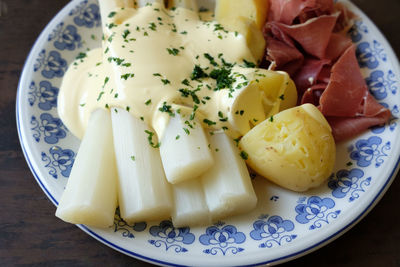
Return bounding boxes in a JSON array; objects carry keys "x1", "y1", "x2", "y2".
[
  {"x1": 269, "y1": 14, "x2": 338, "y2": 59},
  {"x1": 264, "y1": 0, "x2": 391, "y2": 142},
  {"x1": 319, "y1": 45, "x2": 366, "y2": 117},
  {"x1": 293, "y1": 58, "x2": 330, "y2": 95},
  {"x1": 264, "y1": 36, "x2": 304, "y2": 75},
  {"x1": 320, "y1": 45, "x2": 391, "y2": 141},
  {"x1": 268, "y1": 0, "x2": 334, "y2": 25}
]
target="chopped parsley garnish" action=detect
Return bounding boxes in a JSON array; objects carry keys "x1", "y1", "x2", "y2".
[
  {"x1": 97, "y1": 91, "x2": 104, "y2": 101},
  {"x1": 183, "y1": 128, "x2": 190, "y2": 135},
  {"x1": 218, "y1": 111, "x2": 228, "y2": 122},
  {"x1": 158, "y1": 102, "x2": 174, "y2": 116},
  {"x1": 279, "y1": 94, "x2": 285, "y2": 100},
  {"x1": 178, "y1": 88, "x2": 200, "y2": 104},
  {"x1": 120, "y1": 73, "x2": 135, "y2": 80},
  {"x1": 181, "y1": 79, "x2": 191, "y2": 87},
  {"x1": 122, "y1": 29, "x2": 131, "y2": 39},
  {"x1": 167, "y1": 47, "x2": 180, "y2": 56},
  {"x1": 190, "y1": 65, "x2": 208, "y2": 80},
  {"x1": 130, "y1": 155, "x2": 135, "y2": 161},
  {"x1": 144, "y1": 130, "x2": 160, "y2": 148},
  {"x1": 108, "y1": 11, "x2": 117, "y2": 18},
  {"x1": 107, "y1": 22, "x2": 117, "y2": 29},
  {"x1": 269, "y1": 116, "x2": 274, "y2": 122},
  {"x1": 209, "y1": 67, "x2": 235, "y2": 91},
  {"x1": 145, "y1": 99, "x2": 152, "y2": 105},
  {"x1": 240, "y1": 151, "x2": 249, "y2": 160},
  {"x1": 149, "y1": 22, "x2": 157, "y2": 31},
  {"x1": 161, "y1": 78, "x2": 170, "y2": 85},
  {"x1": 203, "y1": 119, "x2": 216, "y2": 126},
  {"x1": 76, "y1": 52, "x2": 87, "y2": 60},
  {"x1": 204, "y1": 53, "x2": 218, "y2": 66},
  {"x1": 243, "y1": 59, "x2": 256, "y2": 68}
]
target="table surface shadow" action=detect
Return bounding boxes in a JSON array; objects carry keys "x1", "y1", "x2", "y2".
[{"x1": 1, "y1": 0, "x2": 399, "y2": 266}]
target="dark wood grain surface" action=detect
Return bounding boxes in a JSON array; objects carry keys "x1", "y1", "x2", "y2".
[{"x1": 1, "y1": 0, "x2": 399, "y2": 266}]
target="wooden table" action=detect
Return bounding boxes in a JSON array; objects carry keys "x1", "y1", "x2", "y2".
[{"x1": 1, "y1": 0, "x2": 399, "y2": 266}]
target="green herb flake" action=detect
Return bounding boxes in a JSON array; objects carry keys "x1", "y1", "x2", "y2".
[
  {"x1": 240, "y1": 151, "x2": 249, "y2": 160},
  {"x1": 203, "y1": 119, "x2": 216, "y2": 126},
  {"x1": 144, "y1": 130, "x2": 161, "y2": 148},
  {"x1": 243, "y1": 59, "x2": 256, "y2": 68},
  {"x1": 167, "y1": 47, "x2": 180, "y2": 56},
  {"x1": 121, "y1": 73, "x2": 135, "y2": 80},
  {"x1": 122, "y1": 29, "x2": 131, "y2": 39},
  {"x1": 97, "y1": 91, "x2": 105, "y2": 101},
  {"x1": 145, "y1": 99, "x2": 152, "y2": 105},
  {"x1": 161, "y1": 78, "x2": 170, "y2": 85},
  {"x1": 130, "y1": 155, "x2": 135, "y2": 161},
  {"x1": 190, "y1": 65, "x2": 208, "y2": 80},
  {"x1": 158, "y1": 101, "x2": 175, "y2": 117},
  {"x1": 108, "y1": 11, "x2": 117, "y2": 18}
]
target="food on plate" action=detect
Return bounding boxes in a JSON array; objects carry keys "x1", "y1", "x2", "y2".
[
  {"x1": 215, "y1": 0, "x2": 269, "y2": 62},
  {"x1": 160, "y1": 114, "x2": 213, "y2": 184},
  {"x1": 58, "y1": 0, "x2": 290, "y2": 226},
  {"x1": 240, "y1": 104, "x2": 336, "y2": 192},
  {"x1": 201, "y1": 132, "x2": 257, "y2": 221},
  {"x1": 111, "y1": 107, "x2": 173, "y2": 223},
  {"x1": 55, "y1": 0, "x2": 342, "y2": 228},
  {"x1": 55, "y1": 109, "x2": 118, "y2": 228},
  {"x1": 215, "y1": 0, "x2": 269, "y2": 30},
  {"x1": 263, "y1": 0, "x2": 391, "y2": 141}
]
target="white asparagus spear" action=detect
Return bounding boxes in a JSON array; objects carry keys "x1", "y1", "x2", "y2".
[
  {"x1": 168, "y1": 0, "x2": 198, "y2": 11},
  {"x1": 98, "y1": 0, "x2": 163, "y2": 28},
  {"x1": 159, "y1": 113, "x2": 214, "y2": 184},
  {"x1": 201, "y1": 132, "x2": 257, "y2": 220},
  {"x1": 55, "y1": 109, "x2": 118, "y2": 228},
  {"x1": 171, "y1": 178, "x2": 211, "y2": 227},
  {"x1": 111, "y1": 108, "x2": 173, "y2": 223}
]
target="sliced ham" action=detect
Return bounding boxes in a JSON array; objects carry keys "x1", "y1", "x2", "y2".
[
  {"x1": 319, "y1": 45, "x2": 366, "y2": 117},
  {"x1": 327, "y1": 110, "x2": 391, "y2": 142},
  {"x1": 268, "y1": 14, "x2": 339, "y2": 59},
  {"x1": 293, "y1": 58, "x2": 331, "y2": 95},
  {"x1": 325, "y1": 33, "x2": 353, "y2": 61},
  {"x1": 264, "y1": 0, "x2": 391, "y2": 142},
  {"x1": 268, "y1": 0, "x2": 334, "y2": 25},
  {"x1": 264, "y1": 36, "x2": 304, "y2": 76}
]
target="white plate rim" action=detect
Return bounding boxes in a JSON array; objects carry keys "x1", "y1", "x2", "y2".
[{"x1": 15, "y1": 0, "x2": 400, "y2": 266}]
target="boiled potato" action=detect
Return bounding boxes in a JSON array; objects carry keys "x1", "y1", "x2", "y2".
[
  {"x1": 239, "y1": 104, "x2": 336, "y2": 192},
  {"x1": 253, "y1": 70, "x2": 297, "y2": 117},
  {"x1": 279, "y1": 79, "x2": 297, "y2": 111},
  {"x1": 215, "y1": 16, "x2": 266, "y2": 64},
  {"x1": 215, "y1": 0, "x2": 269, "y2": 30},
  {"x1": 215, "y1": 0, "x2": 268, "y2": 64}
]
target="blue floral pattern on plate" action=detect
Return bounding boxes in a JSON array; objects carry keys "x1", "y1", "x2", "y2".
[
  {"x1": 148, "y1": 220, "x2": 195, "y2": 253},
  {"x1": 199, "y1": 222, "x2": 246, "y2": 255},
  {"x1": 329, "y1": 168, "x2": 372, "y2": 202},
  {"x1": 15, "y1": 0, "x2": 400, "y2": 265},
  {"x1": 250, "y1": 214, "x2": 296, "y2": 248},
  {"x1": 295, "y1": 196, "x2": 341, "y2": 230},
  {"x1": 349, "y1": 136, "x2": 390, "y2": 167}
]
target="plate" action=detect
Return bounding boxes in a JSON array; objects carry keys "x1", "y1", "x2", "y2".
[{"x1": 16, "y1": 0, "x2": 400, "y2": 266}]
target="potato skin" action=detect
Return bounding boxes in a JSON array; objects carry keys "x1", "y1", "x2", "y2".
[{"x1": 239, "y1": 104, "x2": 336, "y2": 192}]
